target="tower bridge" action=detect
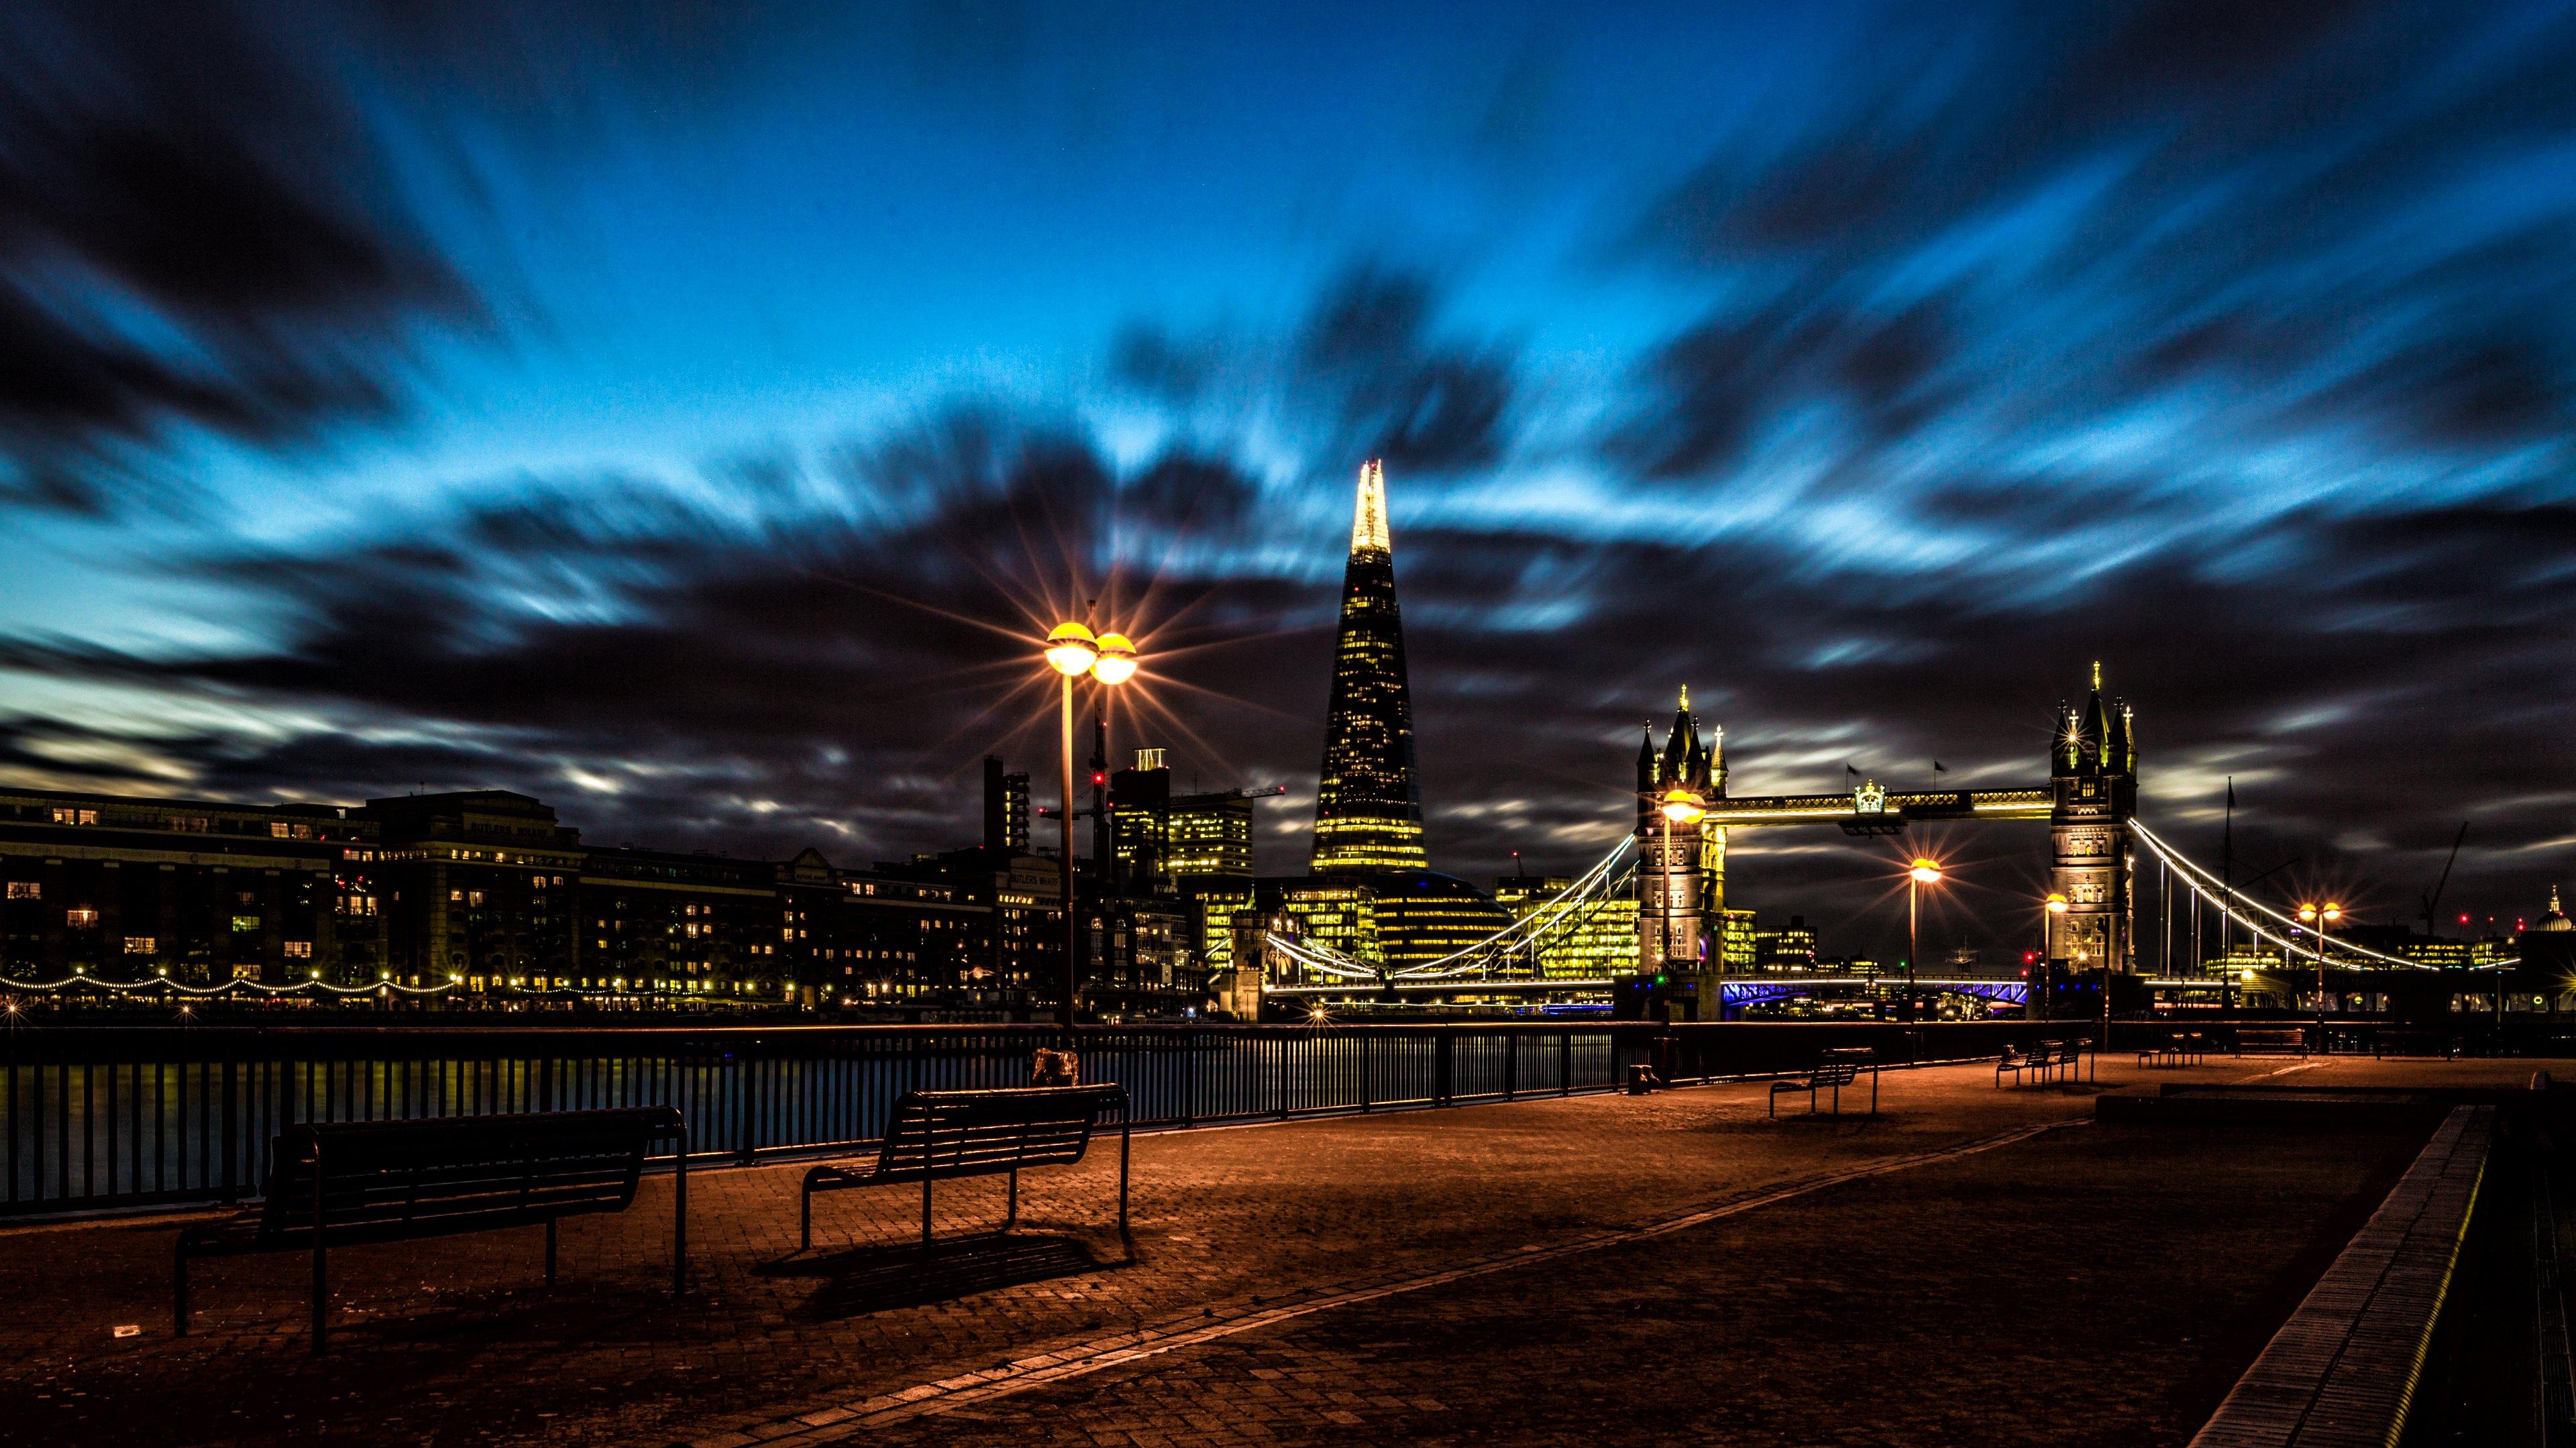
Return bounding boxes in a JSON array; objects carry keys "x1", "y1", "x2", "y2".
[
  {"x1": 1252, "y1": 661, "x2": 2496, "y2": 1011},
  {"x1": 1635, "y1": 663, "x2": 2139, "y2": 988}
]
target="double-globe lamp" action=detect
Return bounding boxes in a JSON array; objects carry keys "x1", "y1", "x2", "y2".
[
  {"x1": 1044, "y1": 622, "x2": 1138, "y2": 1030},
  {"x1": 2297, "y1": 901, "x2": 2341, "y2": 1045}
]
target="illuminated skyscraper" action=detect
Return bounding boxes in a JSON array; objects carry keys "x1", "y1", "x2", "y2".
[{"x1": 1309, "y1": 460, "x2": 1428, "y2": 875}]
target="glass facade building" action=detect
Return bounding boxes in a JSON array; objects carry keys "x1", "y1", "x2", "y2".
[{"x1": 1309, "y1": 461, "x2": 1428, "y2": 875}]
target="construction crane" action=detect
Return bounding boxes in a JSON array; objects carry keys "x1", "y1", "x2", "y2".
[{"x1": 2420, "y1": 822, "x2": 2469, "y2": 937}]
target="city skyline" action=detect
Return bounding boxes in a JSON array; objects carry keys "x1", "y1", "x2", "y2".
[{"x1": 4, "y1": 3, "x2": 2576, "y2": 960}]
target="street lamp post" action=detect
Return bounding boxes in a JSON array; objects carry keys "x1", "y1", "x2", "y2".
[
  {"x1": 2044, "y1": 892, "x2": 2068, "y2": 1024},
  {"x1": 1907, "y1": 858, "x2": 1942, "y2": 1024},
  {"x1": 1044, "y1": 621, "x2": 1138, "y2": 1032},
  {"x1": 2297, "y1": 901, "x2": 2341, "y2": 1053}
]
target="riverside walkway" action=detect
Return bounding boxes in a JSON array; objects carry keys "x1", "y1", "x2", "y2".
[{"x1": 0, "y1": 1053, "x2": 2530, "y2": 1448}]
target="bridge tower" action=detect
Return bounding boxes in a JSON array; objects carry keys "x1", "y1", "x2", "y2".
[
  {"x1": 1637, "y1": 689, "x2": 1719, "y2": 980},
  {"x1": 2047, "y1": 664, "x2": 2137, "y2": 977}
]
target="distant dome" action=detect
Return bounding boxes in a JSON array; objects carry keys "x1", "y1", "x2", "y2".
[{"x1": 2544, "y1": 885, "x2": 2573, "y2": 932}]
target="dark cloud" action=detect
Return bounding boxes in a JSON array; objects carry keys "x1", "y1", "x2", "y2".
[
  {"x1": 0, "y1": 1, "x2": 482, "y2": 510},
  {"x1": 1615, "y1": 0, "x2": 2576, "y2": 478},
  {"x1": 1296, "y1": 266, "x2": 1517, "y2": 474}
]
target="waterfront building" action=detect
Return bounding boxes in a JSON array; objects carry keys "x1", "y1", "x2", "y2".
[
  {"x1": 0, "y1": 782, "x2": 1037, "y2": 1010},
  {"x1": 1719, "y1": 907, "x2": 1757, "y2": 973},
  {"x1": 576, "y1": 844, "x2": 792, "y2": 1000},
  {"x1": 1367, "y1": 869, "x2": 1515, "y2": 974},
  {"x1": 371, "y1": 791, "x2": 584, "y2": 991},
  {"x1": 0, "y1": 786, "x2": 382, "y2": 985},
  {"x1": 1756, "y1": 915, "x2": 1819, "y2": 972},
  {"x1": 1496, "y1": 875, "x2": 1635, "y2": 979},
  {"x1": 982, "y1": 757, "x2": 1031, "y2": 854},
  {"x1": 1283, "y1": 879, "x2": 1381, "y2": 968}
]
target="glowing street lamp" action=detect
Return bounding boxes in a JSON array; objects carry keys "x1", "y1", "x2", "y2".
[
  {"x1": 2298, "y1": 901, "x2": 2341, "y2": 1049},
  {"x1": 1905, "y1": 858, "x2": 1943, "y2": 1023},
  {"x1": 1044, "y1": 619, "x2": 1140, "y2": 1030}
]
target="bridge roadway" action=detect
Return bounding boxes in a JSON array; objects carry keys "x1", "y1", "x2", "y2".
[{"x1": 1697, "y1": 785, "x2": 2053, "y2": 828}]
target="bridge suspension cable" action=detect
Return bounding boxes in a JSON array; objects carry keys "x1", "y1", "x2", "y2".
[{"x1": 2130, "y1": 821, "x2": 2508, "y2": 970}]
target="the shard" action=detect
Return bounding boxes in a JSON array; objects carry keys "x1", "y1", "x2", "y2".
[{"x1": 1308, "y1": 459, "x2": 1429, "y2": 874}]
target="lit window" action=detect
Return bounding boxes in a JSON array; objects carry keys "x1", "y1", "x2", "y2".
[
  {"x1": 66, "y1": 908, "x2": 99, "y2": 928},
  {"x1": 449, "y1": 889, "x2": 464, "y2": 902},
  {"x1": 50, "y1": 807, "x2": 98, "y2": 826},
  {"x1": 468, "y1": 891, "x2": 484, "y2": 907},
  {"x1": 4, "y1": 881, "x2": 36, "y2": 900},
  {"x1": 123, "y1": 936, "x2": 154, "y2": 954},
  {"x1": 283, "y1": 941, "x2": 312, "y2": 958},
  {"x1": 231, "y1": 915, "x2": 260, "y2": 932}
]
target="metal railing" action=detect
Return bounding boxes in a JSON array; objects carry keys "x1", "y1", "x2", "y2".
[{"x1": 1, "y1": 1020, "x2": 2066, "y2": 1219}]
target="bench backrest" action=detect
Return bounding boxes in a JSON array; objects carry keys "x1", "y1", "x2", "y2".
[
  {"x1": 871, "y1": 1085, "x2": 1127, "y2": 1184},
  {"x1": 1813, "y1": 1061, "x2": 1860, "y2": 1086},
  {"x1": 255, "y1": 1107, "x2": 683, "y2": 1243}
]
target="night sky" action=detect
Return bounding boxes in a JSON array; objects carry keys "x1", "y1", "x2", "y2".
[{"x1": 4, "y1": 1, "x2": 2574, "y2": 960}]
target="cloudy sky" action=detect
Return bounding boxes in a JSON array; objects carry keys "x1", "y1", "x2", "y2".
[{"x1": 3, "y1": 0, "x2": 2573, "y2": 958}]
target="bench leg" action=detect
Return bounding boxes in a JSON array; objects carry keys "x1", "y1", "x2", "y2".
[
  {"x1": 673, "y1": 1131, "x2": 689, "y2": 1296},
  {"x1": 544, "y1": 1218, "x2": 558, "y2": 1287},
  {"x1": 311, "y1": 1239, "x2": 327, "y2": 1354},
  {"x1": 800, "y1": 1180, "x2": 813, "y2": 1251},
  {"x1": 1006, "y1": 1168, "x2": 1019, "y2": 1232},
  {"x1": 1118, "y1": 1116, "x2": 1134, "y2": 1260},
  {"x1": 172, "y1": 1244, "x2": 189, "y2": 1337}
]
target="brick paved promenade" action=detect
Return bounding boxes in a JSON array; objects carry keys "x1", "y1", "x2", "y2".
[{"x1": 0, "y1": 1052, "x2": 2528, "y2": 1447}]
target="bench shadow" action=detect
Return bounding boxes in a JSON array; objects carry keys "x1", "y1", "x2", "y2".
[{"x1": 773, "y1": 1233, "x2": 1110, "y2": 1320}]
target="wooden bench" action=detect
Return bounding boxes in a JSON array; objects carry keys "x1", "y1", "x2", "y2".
[
  {"x1": 2237, "y1": 1027, "x2": 2310, "y2": 1058},
  {"x1": 2045, "y1": 1038, "x2": 2086, "y2": 1081},
  {"x1": 174, "y1": 1106, "x2": 688, "y2": 1350},
  {"x1": 1770, "y1": 1058, "x2": 1864, "y2": 1117},
  {"x1": 1996, "y1": 1043, "x2": 2038, "y2": 1086},
  {"x1": 2137, "y1": 1033, "x2": 2202, "y2": 1068},
  {"x1": 1823, "y1": 1046, "x2": 1879, "y2": 1115},
  {"x1": 2374, "y1": 1029, "x2": 2458, "y2": 1060},
  {"x1": 800, "y1": 1085, "x2": 1132, "y2": 1256}
]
